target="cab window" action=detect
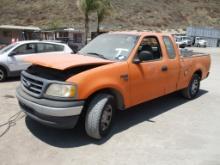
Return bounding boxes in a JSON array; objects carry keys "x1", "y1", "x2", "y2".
[
  {"x1": 44, "y1": 44, "x2": 55, "y2": 52},
  {"x1": 137, "y1": 36, "x2": 162, "y2": 61},
  {"x1": 13, "y1": 43, "x2": 36, "y2": 55},
  {"x1": 37, "y1": 43, "x2": 64, "y2": 53},
  {"x1": 54, "y1": 44, "x2": 64, "y2": 51},
  {"x1": 163, "y1": 36, "x2": 176, "y2": 59}
]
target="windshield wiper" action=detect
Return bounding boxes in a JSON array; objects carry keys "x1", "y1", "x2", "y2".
[{"x1": 86, "y1": 52, "x2": 108, "y2": 60}]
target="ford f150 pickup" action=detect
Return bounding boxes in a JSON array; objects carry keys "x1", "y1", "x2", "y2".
[{"x1": 16, "y1": 32, "x2": 211, "y2": 139}]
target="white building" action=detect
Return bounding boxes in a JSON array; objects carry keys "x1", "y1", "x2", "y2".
[{"x1": 187, "y1": 26, "x2": 220, "y2": 47}]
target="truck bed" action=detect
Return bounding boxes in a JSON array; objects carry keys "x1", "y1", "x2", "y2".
[
  {"x1": 178, "y1": 48, "x2": 211, "y2": 90},
  {"x1": 180, "y1": 48, "x2": 208, "y2": 58}
]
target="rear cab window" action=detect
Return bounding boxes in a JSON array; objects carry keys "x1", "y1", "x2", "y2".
[
  {"x1": 37, "y1": 43, "x2": 64, "y2": 53},
  {"x1": 54, "y1": 44, "x2": 64, "y2": 51},
  {"x1": 163, "y1": 36, "x2": 176, "y2": 59}
]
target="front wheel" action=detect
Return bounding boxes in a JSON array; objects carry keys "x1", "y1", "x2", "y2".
[
  {"x1": 85, "y1": 94, "x2": 116, "y2": 139},
  {"x1": 0, "y1": 67, "x2": 7, "y2": 82},
  {"x1": 181, "y1": 74, "x2": 201, "y2": 99}
]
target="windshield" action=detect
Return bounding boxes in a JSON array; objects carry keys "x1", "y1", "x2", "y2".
[
  {"x1": 184, "y1": 37, "x2": 191, "y2": 40},
  {"x1": 176, "y1": 38, "x2": 181, "y2": 42},
  {"x1": 0, "y1": 43, "x2": 18, "y2": 54},
  {"x1": 197, "y1": 38, "x2": 204, "y2": 41},
  {"x1": 179, "y1": 36, "x2": 190, "y2": 41},
  {"x1": 79, "y1": 34, "x2": 140, "y2": 61}
]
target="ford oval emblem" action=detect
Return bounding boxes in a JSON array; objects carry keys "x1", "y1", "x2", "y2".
[{"x1": 24, "y1": 80, "x2": 31, "y2": 88}]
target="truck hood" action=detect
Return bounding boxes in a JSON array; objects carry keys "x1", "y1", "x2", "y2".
[{"x1": 25, "y1": 53, "x2": 114, "y2": 70}]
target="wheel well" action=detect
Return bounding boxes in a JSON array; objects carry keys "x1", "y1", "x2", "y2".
[
  {"x1": 0, "y1": 65, "x2": 7, "y2": 76},
  {"x1": 85, "y1": 88, "x2": 125, "y2": 111},
  {"x1": 194, "y1": 70, "x2": 202, "y2": 79}
]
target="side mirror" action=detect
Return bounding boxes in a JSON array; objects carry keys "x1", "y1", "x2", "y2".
[
  {"x1": 9, "y1": 51, "x2": 17, "y2": 56},
  {"x1": 133, "y1": 51, "x2": 154, "y2": 64}
]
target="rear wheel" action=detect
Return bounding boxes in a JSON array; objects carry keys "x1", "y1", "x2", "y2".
[
  {"x1": 0, "y1": 67, "x2": 7, "y2": 82},
  {"x1": 182, "y1": 74, "x2": 201, "y2": 99},
  {"x1": 85, "y1": 94, "x2": 116, "y2": 139}
]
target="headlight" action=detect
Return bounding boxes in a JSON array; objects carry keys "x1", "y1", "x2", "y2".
[{"x1": 45, "y1": 83, "x2": 76, "y2": 98}]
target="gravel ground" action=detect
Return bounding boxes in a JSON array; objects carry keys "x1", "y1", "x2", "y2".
[{"x1": 0, "y1": 48, "x2": 220, "y2": 165}]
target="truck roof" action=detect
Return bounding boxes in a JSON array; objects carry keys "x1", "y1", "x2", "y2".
[
  {"x1": 109, "y1": 31, "x2": 169, "y2": 37},
  {"x1": 15, "y1": 40, "x2": 68, "y2": 46}
]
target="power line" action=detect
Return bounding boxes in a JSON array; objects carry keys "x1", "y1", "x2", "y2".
[{"x1": 0, "y1": 111, "x2": 25, "y2": 138}]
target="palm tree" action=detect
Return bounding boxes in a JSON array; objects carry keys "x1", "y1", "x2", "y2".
[
  {"x1": 96, "y1": 0, "x2": 112, "y2": 33},
  {"x1": 77, "y1": 0, "x2": 99, "y2": 44}
]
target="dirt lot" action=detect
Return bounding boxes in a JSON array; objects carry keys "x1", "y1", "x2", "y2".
[{"x1": 0, "y1": 48, "x2": 220, "y2": 165}]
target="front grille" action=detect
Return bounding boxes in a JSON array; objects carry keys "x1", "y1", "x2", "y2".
[{"x1": 21, "y1": 71, "x2": 45, "y2": 97}]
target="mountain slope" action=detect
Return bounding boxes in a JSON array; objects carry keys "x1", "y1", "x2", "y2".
[{"x1": 0, "y1": 0, "x2": 220, "y2": 30}]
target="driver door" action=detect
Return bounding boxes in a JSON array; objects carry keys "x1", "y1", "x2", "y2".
[
  {"x1": 129, "y1": 36, "x2": 167, "y2": 106},
  {"x1": 7, "y1": 43, "x2": 37, "y2": 72}
]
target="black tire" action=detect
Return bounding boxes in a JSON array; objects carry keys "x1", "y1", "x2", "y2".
[
  {"x1": 0, "y1": 67, "x2": 7, "y2": 82},
  {"x1": 85, "y1": 94, "x2": 116, "y2": 139},
  {"x1": 182, "y1": 74, "x2": 201, "y2": 99}
]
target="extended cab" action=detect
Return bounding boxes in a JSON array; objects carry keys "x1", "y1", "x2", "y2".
[{"x1": 16, "y1": 32, "x2": 211, "y2": 139}]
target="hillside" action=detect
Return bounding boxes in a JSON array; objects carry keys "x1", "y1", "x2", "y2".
[{"x1": 0, "y1": 0, "x2": 220, "y2": 31}]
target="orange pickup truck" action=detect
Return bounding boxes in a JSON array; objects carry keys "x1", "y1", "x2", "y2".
[{"x1": 16, "y1": 32, "x2": 211, "y2": 139}]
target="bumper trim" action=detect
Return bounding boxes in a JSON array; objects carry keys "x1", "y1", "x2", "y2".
[
  {"x1": 17, "y1": 93, "x2": 83, "y2": 117},
  {"x1": 16, "y1": 88, "x2": 84, "y2": 117},
  {"x1": 24, "y1": 108, "x2": 80, "y2": 129}
]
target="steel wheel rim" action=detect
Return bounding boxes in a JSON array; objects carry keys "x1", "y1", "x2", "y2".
[
  {"x1": 0, "y1": 70, "x2": 4, "y2": 80},
  {"x1": 191, "y1": 79, "x2": 199, "y2": 95},
  {"x1": 100, "y1": 104, "x2": 113, "y2": 131}
]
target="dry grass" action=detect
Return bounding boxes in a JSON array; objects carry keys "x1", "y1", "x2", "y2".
[{"x1": 0, "y1": 0, "x2": 220, "y2": 30}]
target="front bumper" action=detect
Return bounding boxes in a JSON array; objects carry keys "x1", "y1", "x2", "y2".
[
  {"x1": 199, "y1": 42, "x2": 207, "y2": 47},
  {"x1": 16, "y1": 86, "x2": 84, "y2": 129}
]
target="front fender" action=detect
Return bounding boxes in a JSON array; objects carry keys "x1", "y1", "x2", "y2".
[{"x1": 67, "y1": 62, "x2": 131, "y2": 108}]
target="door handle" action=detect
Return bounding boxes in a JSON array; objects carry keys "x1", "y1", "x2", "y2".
[
  {"x1": 120, "y1": 74, "x2": 129, "y2": 81},
  {"x1": 161, "y1": 65, "x2": 168, "y2": 72}
]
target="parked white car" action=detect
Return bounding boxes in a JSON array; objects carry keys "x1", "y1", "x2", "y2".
[
  {"x1": 194, "y1": 37, "x2": 207, "y2": 47},
  {"x1": 0, "y1": 41, "x2": 73, "y2": 81},
  {"x1": 175, "y1": 36, "x2": 193, "y2": 48}
]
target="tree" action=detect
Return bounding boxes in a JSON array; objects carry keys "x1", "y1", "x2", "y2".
[
  {"x1": 77, "y1": 0, "x2": 99, "y2": 44},
  {"x1": 96, "y1": 0, "x2": 112, "y2": 33}
]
